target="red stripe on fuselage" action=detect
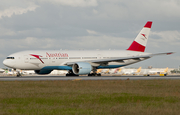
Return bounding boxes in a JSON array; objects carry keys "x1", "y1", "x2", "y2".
[
  {"x1": 127, "y1": 41, "x2": 145, "y2": 52},
  {"x1": 30, "y1": 54, "x2": 44, "y2": 64},
  {"x1": 144, "y1": 21, "x2": 152, "y2": 28}
]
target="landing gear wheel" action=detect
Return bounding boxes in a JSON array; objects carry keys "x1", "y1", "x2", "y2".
[
  {"x1": 97, "y1": 73, "x2": 101, "y2": 76},
  {"x1": 88, "y1": 73, "x2": 101, "y2": 76},
  {"x1": 88, "y1": 74, "x2": 92, "y2": 76},
  {"x1": 66, "y1": 74, "x2": 79, "y2": 76}
]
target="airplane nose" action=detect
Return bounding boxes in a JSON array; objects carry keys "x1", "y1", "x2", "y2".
[
  {"x1": 3, "y1": 59, "x2": 8, "y2": 67},
  {"x1": 3, "y1": 59, "x2": 14, "y2": 68}
]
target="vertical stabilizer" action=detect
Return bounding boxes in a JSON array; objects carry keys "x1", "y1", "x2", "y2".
[
  {"x1": 136, "y1": 67, "x2": 141, "y2": 73},
  {"x1": 164, "y1": 67, "x2": 168, "y2": 73},
  {"x1": 127, "y1": 21, "x2": 152, "y2": 52}
]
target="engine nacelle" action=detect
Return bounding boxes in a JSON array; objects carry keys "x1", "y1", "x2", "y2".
[
  {"x1": 34, "y1": 69, "x2": 53, "y2": 75},
  {"x1": 72, "y1": 62, "x2": 92, "y2": 75}
]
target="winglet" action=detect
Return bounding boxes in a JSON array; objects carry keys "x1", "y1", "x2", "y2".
[{"x1": 127, "y1": 21, "x2": 152, "y2": 52}]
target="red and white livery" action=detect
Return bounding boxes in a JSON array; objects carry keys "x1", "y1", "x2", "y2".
[
  {"x1": 3, "y1": 21, "x2": 173, "y2": 77},
  {"x1": 127, "y1": 21, "x2": 152, "y2": 52}
]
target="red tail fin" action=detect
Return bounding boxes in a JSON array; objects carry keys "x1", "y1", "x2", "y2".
[{"x1": 127, "y1": 21, "x2": 152, "y2": 52}]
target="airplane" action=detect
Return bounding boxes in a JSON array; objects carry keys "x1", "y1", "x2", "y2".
[
  {"x1": 132, "y1": 67, "x2": 142, "y2": 75},
  {"x1": 159, "y1": 67, "x2": 169, "y2": 76},
  {"x1": 96, "y1": 69, "x2": 102, "y2": 74},
  {"x1": 0, "y1": 68, "x2": 5, "y2": 73},
  {"x1": 113, "y1": 68, "x2": 120, "y2": 74},
  {"x1": 96, "y1": 69, "x2": 102, "y2": 76},
  {"x1": 108, "y1": 68, "x2": 121, "y2": 74},
  {"x1": 144, "y1": 67, "x2": 169, "y2": 76},
  {"x1": 99, "y1": 68, "x2": 119, "y2": 74},
  {"x1": 3, "y1": 21, "x2": 174, "y2": 77},
  {"x1": 118, "y1": 68, "x2": 122, "y2": 73},
  {"x1": 104, "y1": 69, "x2": 110, "y2": 74},
  {"x1": 4, "y1": 68, "x2": 16, "y2": 75},
  {"x1": 132, "y1": 67, "x2": 141, "y2": 75},
  {"x1": 119, "y1": 67, "x2": 141, "y2": 75}
]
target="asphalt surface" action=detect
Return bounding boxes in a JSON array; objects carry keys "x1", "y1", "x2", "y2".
[{"x1": 0, "y1": 75, "x2": 180, "y2": 81}]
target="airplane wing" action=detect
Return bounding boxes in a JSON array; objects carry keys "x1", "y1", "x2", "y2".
[
  {"x1": 66, "y1": 52, "x2": 174, "y2": 66},
  {"x1": 90, "y1": 55, "x2": 150, "y2": 64}
]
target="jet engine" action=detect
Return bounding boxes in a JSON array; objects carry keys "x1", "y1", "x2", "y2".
[
  {"x1": 72, "y1": 62, "x2": 92, "y2": 75},
  {"x1": 34, "y1": 69, "x2": 53, "y2": 75}
]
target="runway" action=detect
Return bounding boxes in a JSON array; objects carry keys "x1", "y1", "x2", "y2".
[{"x1": 0, "y1": 75, "x2": 180, "y2": 81}]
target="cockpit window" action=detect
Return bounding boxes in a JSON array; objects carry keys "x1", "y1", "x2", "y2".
[{"x1": 6, "y1": 57, "x2": 15, "y2": 59}]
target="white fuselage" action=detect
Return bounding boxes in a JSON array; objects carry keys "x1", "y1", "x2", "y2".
[
  {"x1": 2, "y1": 21, "x2": 173, "y2": 76},
  {"x1": 3, "y1": 50, "x2": 151, "y2": 70}
]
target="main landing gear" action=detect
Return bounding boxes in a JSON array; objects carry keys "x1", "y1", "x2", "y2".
[
  {"x1": 65, "y1": 69, "x2": 101, "y2": 77},
  {"x1": 88, "y1": 73, "x2": 101, "y2": 76},
  {"x1": 88, "y1": 69, "x2": 101, "y2": 76},
  {"x1": 66, "y1": 70, "x2": 79, "y2": 76}
]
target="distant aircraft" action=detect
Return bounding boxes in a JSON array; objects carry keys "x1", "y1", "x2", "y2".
[
  {"x1": 100, "y1": 68, "x2": 120, "y2": 74},
  {"x1": 96, "y1": 69, "x2": 102, "y2": 74},
  {"x1": 95, "y1": 69, "x2": 102, "y2": 76},
  {"x1": 5, "y1": 69, "x2": 16, "y2": 75},
  {"x1": 163, "y1": 67, "x2": 169, "y2": 73},
  {"x1": 121, "y1": 67, "x2": 141, "y2": 75},
  {"x1": 3, "y1": 21, "x2": 174, "y2": 77},
  {"x1": 145, "y1": 67, "x2": 169, "y2": 76},
  {"x1": 132, "y1": 67, "x2": 142, "y2": 75},
  {"x1": 0, "y1": 68, "x2": 5, "y2": 73},
  {"x1": 113, "y1": 68, "x2": 120, "y2": 74},
  {"x1": 160, "y1": 67, "x2": 169, "y2": 76},
  {"x1": 118, "y1": 68, "x2": 122, "y2": 73},
  {"x1": 104, "y1": 69, "x2": 110, "y2": 74}
]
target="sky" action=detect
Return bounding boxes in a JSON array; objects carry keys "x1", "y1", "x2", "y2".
[{"x1": 0, "y1": 0, "x2": 180, "y2": 69}]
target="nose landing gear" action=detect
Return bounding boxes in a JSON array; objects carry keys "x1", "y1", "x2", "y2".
[
  {"x1": 13, "y1": 69, "x2": 22, "y2": 77},
  {"x1": 16, "y1": 71, "x2": 22, "y2": 77}
]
